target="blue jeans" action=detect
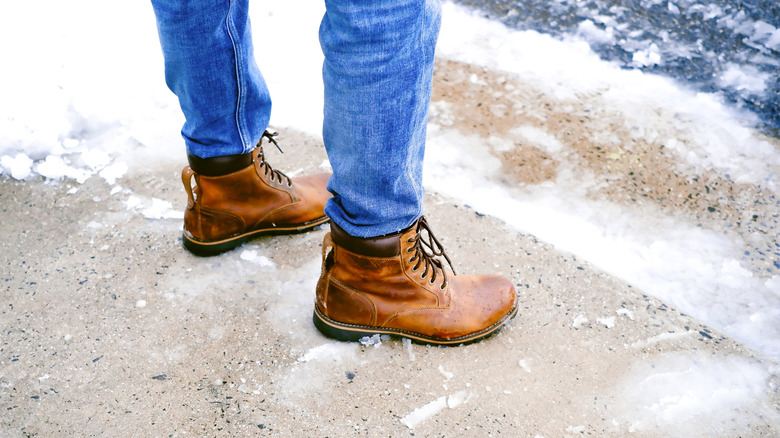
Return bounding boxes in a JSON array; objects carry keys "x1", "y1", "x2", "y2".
[{"x1": 151, "y1": 0, "x2": 441, "y2": 238}]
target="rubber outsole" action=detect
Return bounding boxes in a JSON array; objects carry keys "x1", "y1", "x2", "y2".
[
  {"x1": 183, "y1": 216, "x2": 330, "y2": 256},
  {"x1": 312, "y1": 303, "x2": 519, "y2": 346}
]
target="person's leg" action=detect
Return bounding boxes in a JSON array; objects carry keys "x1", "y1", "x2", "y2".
[
  {"x1": 315, "y1": 0, "x2": 517, "y2": 344},
  {"x1": 320, "y1": 0, "x2": 440, "y2": 237},
  {"x1": 151, "y1": 0, "x2": 331, "y2": 255},
  {"x1": 151, "y1": 0, "x2": 270, "y2": 158}
]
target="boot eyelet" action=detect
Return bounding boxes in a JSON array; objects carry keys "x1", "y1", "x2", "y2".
[
  {"x1": 429, "y1": 278, "x2": 435, "y2": 285},
  {"x1": 411, "y1": 266, "x2": 418, "y2": 272},
  {"x1": 440, "y1": 283, "x2": 447, "y2": 290}
]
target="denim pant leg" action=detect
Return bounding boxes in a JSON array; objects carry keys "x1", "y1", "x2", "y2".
[
  {"x1": 320, "y1": 0, "x2": 442, "y2": 238},
  {"x1": 151, "y1": 0, "x2": 272, "y2": 159}
]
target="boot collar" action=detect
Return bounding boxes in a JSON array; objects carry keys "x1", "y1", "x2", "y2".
[
  {"x1": 187, "y1": 151, "x2": 252, "y2": 177},
  {"x1": 329, "y1": 220, "x2": 417, "y2": 258}
]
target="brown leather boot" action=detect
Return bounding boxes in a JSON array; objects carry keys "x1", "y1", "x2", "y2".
[
  {"x1": 181, "y1": 132, "x2": 331, "y2": 255},
  {"x1": 314, "y1": 216, "x2": 518, "y2": 345}
]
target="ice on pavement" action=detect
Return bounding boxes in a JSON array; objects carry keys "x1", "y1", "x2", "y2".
[
  {"x1": 613, "y1": 353, "x2": 778, "y2": 436},
  {"x1": 297, "y1": 343, "x2": 357, "y2": 363},
  {"x1": 125, "y1": 195, "x2": 183, "y2": 220},
  {"x1": 400, "y1": 390, "x2": 469, "y2": 429},
  {"x1": 239, "y1": 250, "x2": 275, "y2": 268}
]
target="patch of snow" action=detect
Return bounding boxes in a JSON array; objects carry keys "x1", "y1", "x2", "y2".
[
  {"x1": 1, "y1": 153, "x2": 34, "y2": 180},
  {"x1": 400, "y1": 391, "x2": 470, "y2": 429},
  {"x1": 615, "y1": 353, "x2": 776, "y2": 436},
  {"x1": 297, "y1": 342, "x2": 356, "y2": 363},
  {"x1": 99, "y1": 161, "x2": 128, "y2": 185},
  {"x1": 617, "y1": 308, "x2": 635, "y2": 320},
  {"x1": 573, "y1": 314, "x2": 589, "y2": 328},
  {"x1": 512, "y1": 125, "x2": 565, "y2": 154},
  {"x1": 631, "y1": 331, "x2": 694, "y2": 349},
  {"x1": 438, "y1": 365, "x2": 454, "y2": 380},
  {"x1": 359, "y1": 333, "x2": 384, "y2": 348},
  {"x1": 239, "y1": 250, "x2": 275, "y2": 268},
  {"x1": 403, "y1": 337, "x2": 415, "y2": 361},
  {"x1": 519, "y1": 359, "x2": 532, "y2": 373},
  {"x1": 598, "y1": 316, "x2": 616, "y2": 328}
]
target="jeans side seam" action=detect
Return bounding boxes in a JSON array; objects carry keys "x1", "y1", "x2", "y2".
[
  {"x1": 226, "y1": 0, "x2": 249, "y2": 153},
  {"x1": 409, "y1": 0, "x2": 433, "y2": 223}
]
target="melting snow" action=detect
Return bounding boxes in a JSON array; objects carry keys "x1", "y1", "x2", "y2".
[{"x1": 400, "y1": 390, "x2": 470, "y2": 429}]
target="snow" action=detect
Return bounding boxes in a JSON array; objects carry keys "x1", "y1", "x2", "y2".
[
  {"x1": 127, "y1": 196, "x2": 183, "y2": 220},
  {"x1": 616, "y1": 308, "x2": 635, "y2": 321},
  {"x1": 518, "y1": 359, "x2": 532, "y2": 373},
  {"x1": 1, "y1": 154, "x2": 33, "y2": 180},
  {"x1": 430, "y1": 3, "x2": 780, "y2": 360},
  {"x1": 631, "y1": 331, "x2": 695, "y2": 349},
  {"x1": 597, "y1": 316, "x2": 616, "y2": 329},
  {"x1": 403, "y1": 337, "x2": 416, "y2": 361},
  {"x1": 577, "y1": 20, "x2": 615, "y2": 44},
  {"x1": 400, "y1": 391, "x2": 469, "y2": 429},
  {"x1": 359, "y1": 334, "x2": 390, "y2": 347},
  {"x1": 99, "y1": 162, "x2": 128, "y2": 185},
  {"x1": 437, "y1": 3, "x2": 779, "y2": 191},
  {"x1": 632, "y1": 43, "x2": 663, "y2": 66},
  {"x1": 513, "y1": 126, "x2": 564, "y2": 154},
  {"x1": 297, "y1": 342, "x2": 356, "y2": 363},
  {"x1": 718, "y1": 63, "x2": 771, "y2": 95},
  {"x1": 447, "y1": 390, "x2": 469, "y2": 408},
  {"x1": 438, "y1": 365, "x2": 455, "y2": 380},
  {"x1": 400, "y1": 395, "x2": 448, "y2": 429},
  {"x1": 572, "y1": 315, "x2": 589, "y2": 329},
  {"x1": 239, "y1": 250, "x2": 275, "y2": 268},
  {"x1": 615, "y1": 353, "x2": 775, "y2": 435}
]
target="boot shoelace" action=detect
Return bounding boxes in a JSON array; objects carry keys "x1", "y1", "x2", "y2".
[
  {"x1": 406, "y1": 216, "x2": 456, "y2": 290},
  {"x1": 257, "y1": 131, "x2": 292, "y2": 187}
]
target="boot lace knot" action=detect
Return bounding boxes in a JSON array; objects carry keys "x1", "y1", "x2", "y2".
[
  {"x1": 406, "y1": 216, "x2": 456, "y2": 290},
  {"x1": 256, "y1": 131, "x2": 292, "y2": 187}
]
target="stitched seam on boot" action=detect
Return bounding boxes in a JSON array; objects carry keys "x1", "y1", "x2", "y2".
[
  {"x1": 401, "y1": 267, "x2": 444, "y2": 306},
  {"x1": 328, "y1": 278, "x2": 378, "y2": 326},
  {"x1": 190, "y1": 206, "x2": 246, "y2": 240},
  {"x1": 336, "y1": 246, "x2": 400, "y2": 262},
  {"x1": 317, "y1": 262, "x2": 332, "y2": 312},
  {"x1": 319, "y1": 276, "x2": 329, "y2": 312},
  {"x1": 256, "y1": 199, "x2": 303, "y2": 225},
  {"x1": 198, "y1": 206, "x2": 245, "y2": 227},
  {"x1": 382, "y1": 305, "x2": 458, "y2": 336}
]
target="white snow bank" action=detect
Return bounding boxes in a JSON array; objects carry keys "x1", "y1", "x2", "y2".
[{"x1": 437, "y1": 2, "x2": 779, "y2": 191}]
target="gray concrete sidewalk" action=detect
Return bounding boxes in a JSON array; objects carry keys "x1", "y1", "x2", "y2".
[{"x1": 2, "y1": 129, "x2": 778, "y2": 437}]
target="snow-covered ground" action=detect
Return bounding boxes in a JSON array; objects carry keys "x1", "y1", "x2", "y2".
[
  {"x1": 453, "y1": 0, "x2": 780, "y2": 135},
  {"x1": 1, "y1": 0, "x2": 779, "y2": 432},
  {"x1": 430, "y1": 4, "x2": 780, "y2": 360}
]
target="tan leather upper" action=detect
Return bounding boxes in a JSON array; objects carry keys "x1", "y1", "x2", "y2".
[
  {"x1": 183, "y1": 146, "x2": 331, "y2": 242},
  {"x1": 316, "y1": 223, "x2": 517, "y2": 340}
]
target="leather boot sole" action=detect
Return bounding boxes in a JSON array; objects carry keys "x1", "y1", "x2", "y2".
[
  {"x1": 312, "y1": 303, "x2": 519, "y2": 346},
  {"x1": 183, "y1": 216, "x2": 330, "y2": 256}
]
